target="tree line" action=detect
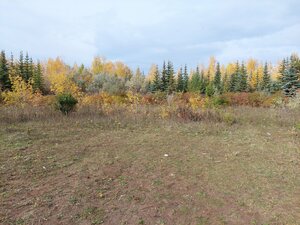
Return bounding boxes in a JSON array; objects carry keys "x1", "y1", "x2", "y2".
[
  {"x1": 150, "y1": 56, "x2": 300, "y2": 97},
  {"x1": 0, "y1": 51, "x2": 299, "y2": 97}
]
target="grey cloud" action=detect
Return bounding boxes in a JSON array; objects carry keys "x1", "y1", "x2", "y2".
[{"x1": 0, "y1": 0, "x2": 299, "y2": 71}]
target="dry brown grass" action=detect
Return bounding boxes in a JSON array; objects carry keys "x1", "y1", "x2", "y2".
[{"x1": 0, "y1": 105, "x2": 300, "y2": 224}]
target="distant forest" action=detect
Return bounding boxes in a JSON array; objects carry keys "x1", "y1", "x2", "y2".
[{"x1": 0, "y1": 51, "x2": 299, "y2": 98}]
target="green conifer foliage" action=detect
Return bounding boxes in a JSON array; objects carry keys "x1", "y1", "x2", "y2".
[
  {"x1": 261, "y1": 62, "x2": 271, "y2": 92},
  {"x1": 166, "y1": 61, "x2": 176, "y2": 94},
  {"x1": 282, "y1": 60, "x2": 300, "y2": 97},
  {"x1": 205, "y1": 82, "x2": 215, "y2": 97},
  {"x1": 199, "y1": 70, "x2": 207, "y2": 94},
  {"x1": 214, "y1": 62, "x2": 222, "y2": 93},
  {"x1": 0, "y1": 50, "x2": 11, "y2": 90},
  {"x1": 183, "y1": 64, "x2": 189, "y2": 92},
  {"x1": 24, "y1": 52, "x2": 31, "y2": 82},
  {"x1": 176, "y1": 67, "x2": 184, "y2": 92},
  {"x1": 152, "y1": 65, "x2": 161, "y2": 92},
  {"x1": 188, "y1": 67, "x2": 201, "y2": 93},
  {"x1": 33, "y1": 61, "x2": 44, "y2": 92},
  {"x1": 161, "y1": 61, "x2": 167, "y2": 92},
  {"x1": 19, "y1": 51, "x2": 25, "y2": 80},
  {"x1": 238, "y1": 63, "x2": 248, "y2": 92}
]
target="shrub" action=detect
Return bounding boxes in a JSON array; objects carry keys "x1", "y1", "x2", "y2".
[
  {"x1": 222, "y1": 112, "x2": 237, "y2": 125},
  {"x1": 175, "y1": 106, "x2": 222, "y2": 122},
  {"x1": 141, "y1": 93, "x2": 157, "y2": 105},
  {"x1": 55, "y1": 93, "x2": 78, "y2": 115},
  {"x1": 287, "y1": 93, "x2": 300, "y2": 109},
  {"x1": 87, "y1": 74, "x2": 126, "y2": 95},
  {"x1": 212, "y1": 95, "x2": 229, "y2": 107},
  {"x1": 222, "y1": 92, "x2": 272, "y2": 107},
  {"x1": 223, "y1": 92, "x2": 249, "y2": 106}
]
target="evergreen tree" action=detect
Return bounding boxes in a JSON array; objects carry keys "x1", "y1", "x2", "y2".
[
  {"x1": 278, "y1": 58, "x2": 288, "y2": 86},
  {"x1": 282, "y1": 60, "x2": 300, "y2": 97},
  {"x1": 24, "y1": 52, "x2": 31, "y2": 82},
  {"x1": 214, "y1": 62, "x2": 222, "y2": 93},
  {"x1": 183, "y1": 64, "x2": 189, "y2": 92},
  {"x1": 144, "y1": 80, "x2": 152, "y2": 93},
  {"x1": 19, "y1": 51, "x2": 25, "y2": 80},
  {"x1": 188, "y1": 66, "x2": 201, "y2": 92},
  {"x1": 152, "y1": 65, "x2": 161, "y2": 92},
  {"x1": 166, "y1": 61, "x2": 176, "y2": 94},
  {"x1": 176, "y1": 67, "x2": 184, "y2": 92},
  {"x1": 238, "y1": 62, "x2": 248, "y2": 92},
  {"x1": 255, "y1": 70, "x2": 260, "y2": 91},
  {"x1": 200, "y1": 70, "x2": 208, "y2": 94},
  {"x1": 0, "y1": 50, "x2": 11, "y2": 90},
  {"x1": 229, "y1": 62, "x2": 239, "y2": 92},
  {"x1": 8, "y1": 53, "x2": 17, "y2": 80},
  {"x1": 205, "y1": 82, "x2": 214, "y2": 97},
  {"x1": 32, "y1": 61, "x2": 44, "y2": 92},
  {"x1": 161, "y1": 61, "x2": 167, "y2": 92},
  {"x1": 261, "y1": 62, "x2": 271, "y2": 92},
  {"x1": 290, "y1": 54, "x2": 300, "y2": 81},
  {"x1": 222, "y1": 72, "x2": 229, "y2": 92},
  {"x1": 29, "y1": 58, "x2": 34, "y2": 80}
]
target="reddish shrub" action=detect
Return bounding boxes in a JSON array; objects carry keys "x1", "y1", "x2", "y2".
[{"x1": 222, "y1": 92, "x2": 272, "y2": 107}]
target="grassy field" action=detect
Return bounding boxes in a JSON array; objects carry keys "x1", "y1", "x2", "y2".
[{"x1": 0, "y1": 106, "x2": 300, "y2": 225}]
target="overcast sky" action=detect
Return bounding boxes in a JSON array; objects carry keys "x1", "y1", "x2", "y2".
[{"x1": 1, "y1": 0, "x2": 300, "y2": 71}]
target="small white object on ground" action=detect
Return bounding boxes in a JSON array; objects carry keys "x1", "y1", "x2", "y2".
[{"x1": 164, "y1": 154, "x2": 169, "y2": 157}]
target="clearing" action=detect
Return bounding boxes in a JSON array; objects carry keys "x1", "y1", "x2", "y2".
[{"x1": 0, "y1": 107, "x2": 299, "y2": 225}]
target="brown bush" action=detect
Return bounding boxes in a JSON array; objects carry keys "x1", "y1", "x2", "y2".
[
  {"x1": 175, "y1": 106, "x2": 223, "y2": 122},
  {"x1": 222, "y1": 92, "x2": 274, "y2": 107}
]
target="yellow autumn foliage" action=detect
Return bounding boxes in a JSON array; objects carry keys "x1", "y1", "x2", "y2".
[
  {"x1": 49, "y1": 73, "x2": 80, "y2": 96},
  {"x1": 188, "y1": 95, "x2": 203, "y2": 111},
  {"x1": 2, "y1": 76, "x2": 37, "y2": 106},
  {"x1": 91, "y1": 56, "x2": 132, "y2": 79},
  {"x1": 45, "y1": 57, "x2": 81, "y2": 96}
]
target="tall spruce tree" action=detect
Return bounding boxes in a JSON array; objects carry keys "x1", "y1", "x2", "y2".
[
  {"x1": 222, "y1": 72, "x2": 229, "y2": 92},
  {"x1": 290, "y1": 54, "x2": 300, "y2": 81},
  {"x1": 166, "y1": 61, "x2": 176, "y2": 94},
  {"x1": 33, "y1": 61, "x2": 44, "y2": 92},
  {"x1": 278, "y1": 58, "x2": 288, "y2": 86},
  {"x1": 152, "y1": 65, "x2": 161, "y2": 92},
  {"x1": 229, "y1": 62, "x2": 239, "y2": 92},
  {"x1": 238, "y1": 62, "x2": 248, "y2": 92},
  {"x1": 200, "y1": 70, "x2": 207, "y2": 94},
  {"x1": 0, "y1": 50, "x2": 11, "y2": 90},
  {"x1": 8, "y1": 53, "x2": 17, "y2": 81},
  {"x1": 188, "y1": 66, "x2": 201, "y2": 93},
  {"x1": 261, "y1": 62, "x2": 271, "y2": 92},
  {"x1": 183, "y1": 64, "x2": 189, "y2": 92},
  {"x1": 29, "y1": 58, "x2": 34, "y2": 80},
  {"x1": 161, "y1": 61, "x2": 167, "y2": 92},
  {"x1": 214, "y1": 62, "x2": 222, "y2": 93},
  {"x1": 282, "y1": 59, "x2": 300, "y2": 97},
  {"x1": 19, "y1": 51, "x2": 25, "y2": 80},
  {"x1": 205, "y1": 82, "x2": 215, "y2": 97},
  {"x1": 176, "y1": 67, "x2": 184, "y2": 92},
  {"x1": 24, "y1": 52, "x2": 32, "y2": 82}
]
